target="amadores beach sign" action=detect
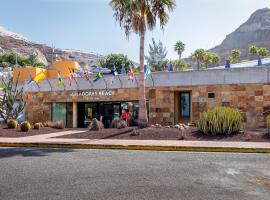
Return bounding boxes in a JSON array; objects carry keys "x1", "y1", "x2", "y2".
[{"x1": 70, "y1": 90, "x2": 116, "y2": 97}]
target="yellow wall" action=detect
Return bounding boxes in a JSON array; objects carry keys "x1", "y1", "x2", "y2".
[
  {"x1": 13, "y1": 60, "x2": 80, "y2": 84},
  {"x1": 13, "y1": 67, "x2": 44, "y2": 84}
]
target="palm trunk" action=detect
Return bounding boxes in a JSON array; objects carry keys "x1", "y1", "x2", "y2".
[
  {"x1": 179, "y1": 52, "x2": 182, "y2": 60},
  {"x1": 138, "y1": 0, "x2": 148, "y2": 128}
]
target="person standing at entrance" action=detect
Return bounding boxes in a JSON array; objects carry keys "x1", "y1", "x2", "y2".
[{"x1": 121, "y1": 109, "x2": 131, "y2": 126}]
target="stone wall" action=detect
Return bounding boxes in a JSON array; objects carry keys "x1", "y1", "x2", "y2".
[{"x1": 25, "y1": 83, "x2": 270, "y2": 128}]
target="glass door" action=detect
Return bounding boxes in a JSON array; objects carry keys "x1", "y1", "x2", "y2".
[
  {"x1": 52, "y1": 103, "x2": 67, "y2": 126},
  {"x1": 180, "y1": 92, "x2": 190, "y2": 119}
]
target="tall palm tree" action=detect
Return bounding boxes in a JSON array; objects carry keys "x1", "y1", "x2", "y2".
[
  {"x1": 110, "y1": 0, "x2": 175, "y2": 127},
  {"x1": 258, "y1": 47, "x2": 269, "y2": 58},
  {"x1": 249, "y1": 44, "x2": 258, "y2": 58},
  {"x1": 174, "y1": 41, "x2": 185, "y2": 59},
  {"x1": 231, "y1": 49, "x2": 241, "y2": 63},
  {"x1": 191, "y1": 49, "x2": 206, "y2": 70}
]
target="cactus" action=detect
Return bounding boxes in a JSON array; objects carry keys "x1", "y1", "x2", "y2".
[
  {"x1": 7, "y1": 119, "x2": 18, "y2": 129},
  {"x1": 266, "y1": 115, "x2": 270, "y2": 134},
  {"x1": 20, "y1": 121, "x2": 31, "y2": 132},
  {"x1": 197, "y1": 107, "x2": 242, "y2": 135}
]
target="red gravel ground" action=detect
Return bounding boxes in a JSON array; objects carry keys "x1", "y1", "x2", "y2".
[
  {"x1": 56, "y1": 127, "x2": 135, "y2": 139},
  {"x1": 56, "y1": 126, "x2": 270, "y2": 143},
  {"x1": 0, "y1": 124, "x2": 85, "y2": 138}
]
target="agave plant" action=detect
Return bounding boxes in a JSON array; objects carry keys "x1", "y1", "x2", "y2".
[
  {"x1": 0, "y1": 77, "x2": 25, "y2": 123},
  {"x1": 198, "y1": 107, "x2": 242, "y2": 135}
]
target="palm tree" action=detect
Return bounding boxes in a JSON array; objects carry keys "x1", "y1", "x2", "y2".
[
  {"x1": 258, "y1": 47, "x2": 269, "y2": 66},
  {"x1": 258, "y1": 47, "x2": 269, "y2": 58},
  {"x1": 211, "y1": 53, "x2": 220, "y2": 66},
  {"x1": 202, "y1": 52, "x2": 213, "y2": 69},
  {"x1": 231, "y1": 49, "x2": 241, "y2": 63},
  {"x1": 191, "y1": 49, "x2": 206, "y2": 69},
  {"x1": 249, "y1": 45, "x2": 258, "y2": 58},
  {"x1": 110, "y1": 0, "x2": 175, "y2": 127},
  {"x1": 174, "y1": 41, "x2": 185, "y2": 59}
]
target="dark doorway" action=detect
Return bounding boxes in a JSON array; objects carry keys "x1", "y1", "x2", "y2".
[{"x1": 77, "y1": 101, "x2": 141, "y2": 128}]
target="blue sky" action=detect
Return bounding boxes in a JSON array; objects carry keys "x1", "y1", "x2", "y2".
[{"x1": 0, "y1": 0, "x2": 270, "y2": 62}]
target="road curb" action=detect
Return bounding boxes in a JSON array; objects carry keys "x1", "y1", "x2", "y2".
[{"x1": 0, "y1": 142, "x2": 270, "y2": 153}]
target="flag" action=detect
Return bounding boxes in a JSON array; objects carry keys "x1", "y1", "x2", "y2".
[
  {"x1": 121, "y1": 65, "x2": 126, "y2": 74},
  {"x1": 27, "y1": 73, "x2": 34, "y2": 84},
  {"x1": 93, "y1": 71, "x2": 103, "y2": 83},
  {"x1": 144, "y1": 65, "x2": 151, "y2": 79},
  {"x1": 68, "y1": 72, "x2": 74, "y2": 86},
  {"x1": 34, "y1": 71, "x2": 46, "y2": 83},
  {"x1": 83, "y1": 71, "x2": 92, "y2": 81},
  {"x1": 57, "y1": 72, "x2": 63, "y2": 87},
  {"x1": 74, "y1": 70, "x2": 83, "y2": 77},
  {"x1": 110, "y1": 67, "x2": 118, "y2": 84},
  {"x1": 112, "y1": 66, "x2": 118, "y2": 76},
  {"x1": 128, "y1": 67, "x2": 134, "y2": 81}
]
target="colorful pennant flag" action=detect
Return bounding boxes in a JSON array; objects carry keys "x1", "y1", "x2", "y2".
[
  {"x1": 144, "y1": 65, "x2": 151, "y2": 79},
  {"x1": 33, "y1": 71, "x2": 46, "y2": 83},
  {"x1": 68, "y1": 72, "x2": 74, "y2": 86},
  {"x1": 74, "y1": 70, "x2": 84, "y2": 77},
  {"x1": 110, "y1": 67, "x2": 118, "y2": 85},
  {"x1": 93, "y1": 71, "x2": 103, "y2": 83},
  {"x1": 128, "y1": 67, "x2": 134, "y2": 81},
  {"x1": 83, "y1": 71, "x2": 93, "y2": 81},
  {"x1": 121, "y1": 65, "x2": 126, "y2": 74},
  {"x1": 57, "y1": 72, "x2": 63, "y2": 87},
  {"x1": 27, "y1": 73, "x2": 34, "y2": 84}
]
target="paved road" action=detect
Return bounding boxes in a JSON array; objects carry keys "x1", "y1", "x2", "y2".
[{"x1": 0, "y1": 148, "x2": 270, "y2": 200}]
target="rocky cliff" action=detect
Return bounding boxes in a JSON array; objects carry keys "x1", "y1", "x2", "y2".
[
  {"x1": 210, "y1": 8, "x2": 270, "y2": 62},
  {"x1": 0, "y1": 26, "x2": 104, "y2": 67}
]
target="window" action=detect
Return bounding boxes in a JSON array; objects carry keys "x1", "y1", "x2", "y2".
[
  {"x1": 52, "y1": 103, "x2": 67, "y2": 126},
  {"x1": 208, "y1": 92, "x2": 215, "y2": 98},
  {"x1": 180, "y1": 92, "x2": 190, "y2": 118}
]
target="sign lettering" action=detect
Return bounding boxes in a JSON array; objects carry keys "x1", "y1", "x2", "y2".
[{"x1": 70, "y1": 90, "x2": 115, "y2": 97}]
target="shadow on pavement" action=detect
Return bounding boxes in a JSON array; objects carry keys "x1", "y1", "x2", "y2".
[{"x1": 0, "y1": 147, "x2": 75, "y2": 159}]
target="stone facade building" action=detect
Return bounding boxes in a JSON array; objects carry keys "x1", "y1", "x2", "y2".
[{"x1": 24, "y1": 66, "x2": 270, "y2": 129}]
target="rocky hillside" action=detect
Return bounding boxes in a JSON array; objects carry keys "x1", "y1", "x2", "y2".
[
  {"x1": 0, "y1": 26, "x2": 104, "y2": 67},
  {"x1": 209, "y1": 8, "x2": 270, "y2": 62}
]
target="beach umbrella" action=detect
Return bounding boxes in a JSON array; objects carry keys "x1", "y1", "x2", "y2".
[
  {"x1": 225, "y1": 60, "x2": 231, "y2": 68},
  {"x1": 196, "y1": 61, "x2": 201, "y2": 70},
  {"x1": 168, "y1": 64, "x2": 174, "y2": 72},
  {"x1": 258, "y1": 58, "x2": 262, "y2": 66}
]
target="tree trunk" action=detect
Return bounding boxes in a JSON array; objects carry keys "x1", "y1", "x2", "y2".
[
  {"x1": 138, "y1": 0, "x2": 148, "y2": 128},
  {"x1": 179, "y1": 52, "x2": 182, "y2": 60}
]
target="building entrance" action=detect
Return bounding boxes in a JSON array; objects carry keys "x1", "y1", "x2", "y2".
[{"x1": 77, "y1": 101, "x2": 139, "y2": 128}]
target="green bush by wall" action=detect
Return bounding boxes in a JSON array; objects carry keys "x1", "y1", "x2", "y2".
[
  {"x1": 198, "y1": 107, "x2": 242, "y2": 135},
  {"x1": 266, "y1": 115, "x2": 270, "y2": 134}
]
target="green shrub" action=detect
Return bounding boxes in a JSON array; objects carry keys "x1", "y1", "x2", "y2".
[
  {"x1": 20, "y1": 121, "x2": 31, "y2": 132},
  {"x1": 198, "y1": 107, "x2": 242, "y2": 135},
  {"x1": 7, "y1": 119, "x2": 18, "y2": 129},
  {"x1": 267, "y1": 115, "x2": 270, "y2": 134}
]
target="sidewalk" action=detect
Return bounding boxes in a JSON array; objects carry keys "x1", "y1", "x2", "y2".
[{"x1": 0, "y1": 130, "x2": 270, "y2": 153}]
